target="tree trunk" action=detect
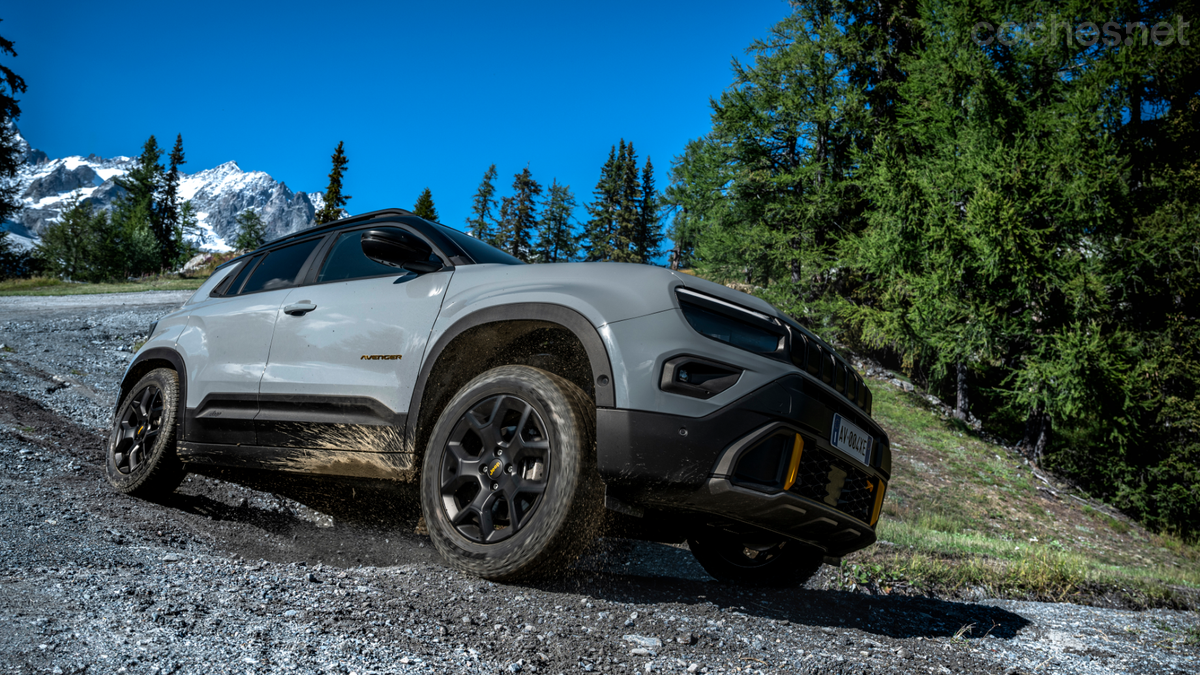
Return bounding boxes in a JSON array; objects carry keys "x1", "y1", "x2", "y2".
[
  {"x1": 670, "y1": 240, "x2": 681, "y2": 270},
  {"x1": 790, "y1": 237, "x2": 802, "y2": 285},
  {"x1": 954, "y1": 361, "x2": 969, "y2": 421},
  {"x1": 1020, "y1": 403, "x2": 1051, "y2": 464}
]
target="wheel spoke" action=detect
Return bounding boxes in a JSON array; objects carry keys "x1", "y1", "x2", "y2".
[
  {"x1": 463, "y1": 398, "x2": 504, "y2": 448},
  {"x1": 513, "y1": 403, "x2": 533, "y2": 444},
  {"x1": 450, "y1": 504, "x2": 478, "y2": 527},
  {"x1": 490, "y1": 396, "x2": 528, "y2": 446},
  {"x1": 137, "y1": 386, "x2": 155, "y2": 419},
  {"x1": 127, "y1": 441, "x2": 143, "y2": 471},
  {"x1": 477, "y1": 502, "x2": 497, "y2": 541},
  {"x1": 512, "y1": 476, "x2": 547, "y2": 497},
  {"x1": 440, "y1": 470, "x2": 481, "y2": 494}
]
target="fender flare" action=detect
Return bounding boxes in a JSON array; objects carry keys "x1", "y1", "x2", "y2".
[
  {"x1": 119, "y1": 347, "x2": 189, "y2": 438},
  {"x1": 404, "y1": 303, "x2": 615, "y2": 453}
]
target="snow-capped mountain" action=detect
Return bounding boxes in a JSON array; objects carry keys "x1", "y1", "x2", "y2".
[{"x1": 3, "y1": 123, "x2": 330, "y2": 251}]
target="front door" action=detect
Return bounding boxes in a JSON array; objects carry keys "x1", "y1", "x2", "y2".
[
  {"x1": 258, "y1": 224, "x2": 452, "y2": 451},
  {"x1": 176, "y1": 236, "x2": 325, "y2": 445}
]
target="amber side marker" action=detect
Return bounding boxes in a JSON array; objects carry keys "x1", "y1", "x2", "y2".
[
  {"x1": 868, "y1": 479, "x2": 887, "y2": 526},
  {"x1": 783, "y1": 434, "x2": 805, "y2": 491}
]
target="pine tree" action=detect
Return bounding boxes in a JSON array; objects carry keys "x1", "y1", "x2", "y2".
[
  {"x1": 667, "y1": 2, "x2": 876, "y2": 315},
  {"x1": 495, "y1": 195, "x2": 515, "y2": 253},
  {"x1": 535, "y1": 179, "x2": 578, "y2": 263},
  {"x1": 234, "y1": 209, "x2": 267, "y2": 251},
  {"x1": 634, "y1": 156, "x2": 662, "y2": 264},
  {"x1": 413, "y1": 187, "x2": 439, "y2": 221},
  {"x1": 664, "y1": 137, "x2": 726, "y2": 271},
  {"x1": 111, "y1": 136, "x2": 165, "y2": 277},
  {"x1": 36, "y1": 194, "x2": 95, "y2": 280},
  {"x1": 582, "y1": 145, "x2": 619, "y2": 261},
  {"x1": 496, "y1": 167, "x2": 541, "y2": 262},
  {"x1": 158, "y1": 134, "x2": 186, "y2": 270},
  {"x1": 37, "y1": 193, "x2": 146, "y2": 281},
  {"x1": 0, "y1": 23, "x2": 28, "y2": 224},
  {"x1": 0, "y1": 229, "x2": 23, "y2": 280},
  {"x1": 315, "y1": 141, "x2": 350, "y2": 224},
  {"x1": 177, "y1": 201, "x2": 205, "y2": 258},
  {"x1": 611, "y1": 141, "x2": 642, "y2": 263},
  {"x1": 466, "y1": 164, "x2": 499, "y2": 244}
]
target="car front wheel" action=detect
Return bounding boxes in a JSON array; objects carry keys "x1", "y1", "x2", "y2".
[
  {"x1": 420, "y1": 365, "x2": 601, "y2": 581},
  {"x1": 105, "y1": 368, "x2": 187, "y2": 499}
]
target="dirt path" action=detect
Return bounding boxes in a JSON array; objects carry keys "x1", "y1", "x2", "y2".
[{"x1": 0, "y1": 294, "x2": 1196, "y2": 674}]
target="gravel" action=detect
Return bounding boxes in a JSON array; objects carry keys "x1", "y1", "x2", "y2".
[{"x1": 0, "y1": 292, "x2": 1197, "y2": 674}]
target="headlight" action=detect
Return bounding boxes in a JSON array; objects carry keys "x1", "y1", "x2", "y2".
[{"x1": 676, "y1": 288, "x2": 787, "y2": 356}]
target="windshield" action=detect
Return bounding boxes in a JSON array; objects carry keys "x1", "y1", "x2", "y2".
[{"x1": 434, "y1": 223, "x2": 525, "y2": 265}]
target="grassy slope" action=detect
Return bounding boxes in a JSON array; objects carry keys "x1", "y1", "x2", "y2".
[
  {"x1": 0, "y1": 276, "x2": 207, "y2": 296},
  {"x1": 828, "y1": 376, "x2": 1200, "y2": 609}
]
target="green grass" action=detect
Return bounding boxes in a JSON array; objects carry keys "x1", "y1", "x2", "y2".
[
  {"x1": 835, "y1": 377, "x2": 1200, "y2": 609},
  {"x1": 0, "y1": 275, "x2": 207, "y2": 296}
]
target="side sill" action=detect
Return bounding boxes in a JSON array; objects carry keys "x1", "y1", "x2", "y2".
[{"x1": 177, "y1": 442, "x2": 416, "y2": 481}]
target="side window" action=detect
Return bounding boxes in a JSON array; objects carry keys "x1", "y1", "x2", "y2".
[
  {"x1": 219, "y1": 256, "x2": 260, "y2": 296},
  {"x1": 317, "y1": 227, "x2": 438, "y2": 283},
  {"x1": 238, "y1": 238, "x2": 322, "y2": 295}
]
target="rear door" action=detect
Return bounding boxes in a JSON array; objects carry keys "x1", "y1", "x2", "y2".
[
  {"x1": 176, "y1": 236, "x2": 325, "y2": 445},
  {"x1": 257, "y1": 224, "x2": 453, "y2": 450}
]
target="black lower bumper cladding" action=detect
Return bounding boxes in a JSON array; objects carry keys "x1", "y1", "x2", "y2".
[{"x1": 597, "y1": 373, "x2": 889, "y2": 556}]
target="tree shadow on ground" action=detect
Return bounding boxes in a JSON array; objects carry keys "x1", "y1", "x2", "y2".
[
  {"x1": 553, "y1": 539, "x2": 1030, "y2": 641},
  {"x1": 159, "y1": 468, "x2": 1029, "y2": 641}
]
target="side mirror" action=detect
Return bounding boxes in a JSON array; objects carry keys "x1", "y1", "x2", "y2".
[{"x1": 360, "y1": 229, "x2": 442, "y2": 274}]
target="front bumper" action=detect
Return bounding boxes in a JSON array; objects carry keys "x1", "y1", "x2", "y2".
[{"x1": 597, "y1": 373, "x2": 890, "y2": 557}]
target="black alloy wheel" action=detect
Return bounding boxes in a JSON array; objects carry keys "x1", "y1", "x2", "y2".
[
  {"x1": 420, "y1": 365, "x2": 601, "y2": 581},
  {"x1": 112, "y1": 384, "x2": 164, "y2": 475},
  {"x1": 439, "y1": 394, "x2": 552, "y2": 543},
  {"x1": 105, "y1": 368, "x2": 187, "y2": 498}
]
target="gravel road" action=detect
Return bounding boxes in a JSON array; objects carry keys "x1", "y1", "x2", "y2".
[{"x1": 1, "y1": 291, "x2": 1196, "y2": 675}]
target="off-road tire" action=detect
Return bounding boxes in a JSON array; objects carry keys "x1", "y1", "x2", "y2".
[
  {"x1": 105, "y1": 368, "x2": 187, "y2": 499},
  {"x1": 420, "y1": 365, "x2": 601, "y2": 581},
  {"x1": 688, "y1": 527, "x2": 823, "y2": 587}
]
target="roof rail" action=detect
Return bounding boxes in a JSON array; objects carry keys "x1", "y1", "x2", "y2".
[{"x1": 260, "y1": 208, "x2": 419, "y2": 248}]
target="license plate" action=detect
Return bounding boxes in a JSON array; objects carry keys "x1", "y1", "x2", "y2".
[{"x1": 831, "y1": 414, "x2": 873, "y2": 466}]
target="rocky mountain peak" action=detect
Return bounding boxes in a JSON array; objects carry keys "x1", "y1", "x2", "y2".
[{"x1": 4, "y1": 130, "x2": 325, "y2": 251}]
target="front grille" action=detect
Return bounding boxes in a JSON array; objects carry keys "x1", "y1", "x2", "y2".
[
  {"x1": 787, "y1": 328, "x2": 873, "y2": 416},
  {"x1": 787, "y1": 448, "x2": 875, "y2": 524}
]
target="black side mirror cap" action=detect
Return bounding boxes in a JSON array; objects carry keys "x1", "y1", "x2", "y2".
[{"x1": 360, "y1": 229, "x2": 442, "y2": 274}]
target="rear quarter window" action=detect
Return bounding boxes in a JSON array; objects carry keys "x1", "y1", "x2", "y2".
[{"x1": 238, "y1": 238, "x2": 322, "y2": 294}]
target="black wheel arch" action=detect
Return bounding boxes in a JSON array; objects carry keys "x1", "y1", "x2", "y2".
[
  {"x1": 405, "y1": 303, "x2": 614, "y2": 462},
  {"x1": 118, "y1": 347, "x2": 188, "y2": 437}
]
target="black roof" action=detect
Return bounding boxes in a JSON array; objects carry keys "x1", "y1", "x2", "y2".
[
  {"x1": 217, "y1": 208, "x2": 469, "y2": 270},
  {"x1": 261, "y1": 208, "x2": 419, "y2": 247}
]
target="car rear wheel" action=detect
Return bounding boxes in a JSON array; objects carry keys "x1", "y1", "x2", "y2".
[
  {"x1": 420, "y1": 365, "x2": 601, "y2": 581},
  {"x1": 688, "y1": 527, "x2": 823, "y2": 587},
  {"x1": 105, "y1": 368, "x2": 187, "y2": 499}
]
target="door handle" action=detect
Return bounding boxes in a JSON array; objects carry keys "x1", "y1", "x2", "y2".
[{"x1": 284, "y1": 301, "x2": 317, "y2": 316}]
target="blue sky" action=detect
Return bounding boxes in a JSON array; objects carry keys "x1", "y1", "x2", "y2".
[{"x1": 4, "y1": 1, "x2": 789, "y2": 240}]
